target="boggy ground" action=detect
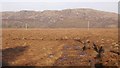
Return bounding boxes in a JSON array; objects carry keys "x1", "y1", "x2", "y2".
[{"x1": 2, "y1": 28, "x2": 120, "y2": 67}]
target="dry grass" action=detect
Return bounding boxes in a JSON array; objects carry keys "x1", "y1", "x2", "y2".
[{"x1": 2, "y1": 28, "x2": 119, "y2": 67}]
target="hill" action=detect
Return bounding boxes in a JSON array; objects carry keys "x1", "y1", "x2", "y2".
[{"x1": 2, "y1": 8, "x2": 118, "y2": 28}]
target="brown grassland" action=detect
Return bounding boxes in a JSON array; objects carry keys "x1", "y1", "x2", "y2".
[{"x1": 2, "y1": 28, "x2": 120, "y2": 67}]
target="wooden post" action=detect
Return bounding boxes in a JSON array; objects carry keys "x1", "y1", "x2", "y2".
[
  {"x1": 25, "y1": 23, "x2": 28, "y2": 30},
  {"x1": 88, "y1": 21, "x2": 90, "y2": 30}
]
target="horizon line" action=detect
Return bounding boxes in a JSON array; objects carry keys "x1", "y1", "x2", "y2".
[{"x1": 1, "y1": 8, "x2": 118, "y2": 14}]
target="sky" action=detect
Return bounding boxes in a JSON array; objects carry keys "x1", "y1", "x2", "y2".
[
  {"x1": 0, "y1": 0, "x2": 119, "y2": 13},
  {"x1": 0, "y1": 0, "x2": 119, "y2": 2}
]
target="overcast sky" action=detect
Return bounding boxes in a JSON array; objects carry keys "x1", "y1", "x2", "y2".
[
  {"x1": 0, "y1": 0, "x2": 119, "y2": 13},
  {"x1": 0, "y1": 0, "x2": 119, "y2": 2}
]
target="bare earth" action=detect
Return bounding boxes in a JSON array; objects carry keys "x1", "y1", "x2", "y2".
[{"x1": 2, "y1": 28, "x2": 120, "y2": 67}]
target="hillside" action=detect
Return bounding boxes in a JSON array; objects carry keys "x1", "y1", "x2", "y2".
[{"x1": 2, "y1": 8, "x2": 118, "y2": 28}]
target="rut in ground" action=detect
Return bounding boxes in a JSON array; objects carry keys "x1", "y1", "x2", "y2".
[{"x1": 53, "y1": 43, "x2": 93, "y2": 66}]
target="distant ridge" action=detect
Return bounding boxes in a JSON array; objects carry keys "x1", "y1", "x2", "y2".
[{"x1": 2, "y1": 8, "x2": 118, "y2": 28}]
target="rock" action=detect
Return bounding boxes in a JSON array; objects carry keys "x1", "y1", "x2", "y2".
[
  {"x1": 100, "y1": 44, "x2": 104, "y2": 47},
  {"x1": 115, "y1": 47, "x2": 118, "y2": 50},
  {"x1": 114, "y1": 44, "x2": 119, "y2": 47},
  {"x1": 101, "y1": 39, "x2": 104, "y2": 41},
  {"x1": 114, "y1": 63, "x2": 118, "y2": 66},
  {"x1": 50, "y1": 48, "x2": 52, "y2": 50},
  {"x1": 81, "y1": 41, "x2": 85, "y2": 44},
  {"x1": 43, "y1": 48, "x2": 46, "y2": 50},
  {"x1": 86, "y1": 40, "x2": 90, "y2": 43},
  {"x1": 96, "y1": 41, "x2": 99, "y2": 43},
  {"x1": 40, "y1": 38, "x2": 43, "y2": 40},
  {"x1": 63, "y1": 36, "x2": 68, "y2": 40},
  {"x1": 22, "y1": 37, "x2": 27, "y2": 40},
  {"x1": 104, "y1": 61, "x2": 108, "y2": 65},
  {"x1": 48, "y1": 54, "x2": 54, "y2": 58},
  {"x1": 23, "y1": 42, "x2": 26, "y2": 46},
  {"x1": 74, "y1": 37, "x2": 80, "y2": 40},
  {"x1": 112, "y1": 42, "x2": 116, "y2": 45}
]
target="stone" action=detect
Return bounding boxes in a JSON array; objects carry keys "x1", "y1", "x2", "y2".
[
  {"x1": 101, "y1": 39, "x2": 104, "y2": 41},
  {"x1": 48, "y1": 54, "x2": 54, "y2": 58},
  {"x1": 64, "y1": 36, "x2": 68, "y2": 40},
  {"x1": 50, "y1": 48, "x2": 52, "y2": 50},
  {"x1": 114, "y1": 44, "x2": 119, "y2": 47},
  {"x1": 43, "y1": 48, "x2": 46, "y2": 50},
  {"x1": 86, "y1": 40, "x2": 90, "y2": 43}
]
